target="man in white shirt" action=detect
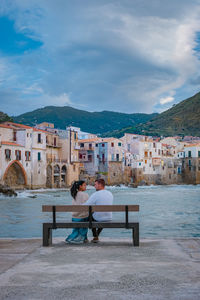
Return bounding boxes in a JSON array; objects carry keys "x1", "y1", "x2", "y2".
[{"x1": 84, "y1": 178, "x2": 113, "y2": 243}]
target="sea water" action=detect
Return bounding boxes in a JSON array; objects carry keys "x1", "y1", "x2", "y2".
[{"x1": 0, "y1": 185, "x2": 200, "y2": 239}]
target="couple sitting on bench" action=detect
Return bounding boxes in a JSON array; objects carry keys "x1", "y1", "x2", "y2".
[{"x1": 65, "y1": 178, "x2": 113, "y2": 244}]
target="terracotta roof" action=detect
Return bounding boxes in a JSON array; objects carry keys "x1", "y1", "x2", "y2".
[
  {"x1": 1, "y1": 141, "x2": 24, "y2": 147},
  {"x1": 78, "y1": 138, "x2": 101, "y2": 143},
  {"x1": 100, "y1": 137, "x2": 122, "y2": 143},
  {"x1": 0, "y1": 124, "x2": 13, "y2": 129},
  {"x1": 184, "y1": 143, "x2": 200, "y2": 147},
  {"x1": 33, "y1": 128, "x2": 49, "y2": 133},
  {"x1": 3, "y1": 122, "x2": 32, "y2": 129},
  {"x1": 2, "y1": 122, "x2": 48, "y2": 133}
]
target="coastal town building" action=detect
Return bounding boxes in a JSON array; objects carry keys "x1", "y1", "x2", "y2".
[
  {"x1": 0, "y1": 122, "x2": 46, "y2": 189},
  {"x1": 181, "y1": 144, "x2": 200, "y2": 184},
  {"x1": 0, "y1": 122, "x2": 80, "y2": 189},
  {"x1": 1, "y1": 120, "x2": 200, "y2": 189}
]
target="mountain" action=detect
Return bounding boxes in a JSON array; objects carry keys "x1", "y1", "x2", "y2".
[
  {"x1": 105, "y1": 92, "x2": 200, "y2": 137},
  {"x1": 0, "y1": 111, "x2": 13, "y2": 123},
  {"x1": 12, "y1": 106, "x2": 157, "y2": 134}
]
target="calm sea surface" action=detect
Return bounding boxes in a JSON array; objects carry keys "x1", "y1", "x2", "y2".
[{"x1": 0, "y1": 185, "x2": 200, "y2": 239}]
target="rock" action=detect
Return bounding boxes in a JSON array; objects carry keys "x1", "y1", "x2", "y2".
[
  {"x1": 138, "y1": 180, "x2": 147, "y2": 186},
  {"x1": 129, "y1": 183, "x2": 138, "y2": 188},
  {"x1": 0, "y1": 184, "x2": 17, "y2": 197}
]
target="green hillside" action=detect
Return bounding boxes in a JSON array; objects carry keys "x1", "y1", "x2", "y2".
[
  {"x1": 12, "y1": 106, "x2": 157, "y2": 134},
  {"x1": 0, "y1": 111, "x2": 13, "y2": 123},
  {"x1": 105, "y1": 92, "x2": 200, "y2": 137}
]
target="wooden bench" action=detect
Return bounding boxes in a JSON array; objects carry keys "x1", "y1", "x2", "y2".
[{"x1": 42, "y1": 205, "x2": 139, "y2": 247}]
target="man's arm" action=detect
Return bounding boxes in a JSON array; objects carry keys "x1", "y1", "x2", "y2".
[{"x1": 83, "y1": 193, "x2": 97, "y2": 205}]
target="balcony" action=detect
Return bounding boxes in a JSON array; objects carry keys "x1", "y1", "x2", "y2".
[
  {"x1": 47, "y1": 158, "x2": 68, "y2": 163},
  {"x1": 74, "y1": 144, "x2": 80, "y2": 150},
  {"x1": 46, "y1": 142, "x2": 62, "y2": 148},
  {"x1": 152, "y1": 158, "x2": 161, "y2": 166},
  {"x1": 79, "y1": 146, "x2": 94, "y2": 151}
]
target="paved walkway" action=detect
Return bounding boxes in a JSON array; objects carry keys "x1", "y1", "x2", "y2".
[{"x1": 0, "y1": 238, "x2": 200, "y2": 300}]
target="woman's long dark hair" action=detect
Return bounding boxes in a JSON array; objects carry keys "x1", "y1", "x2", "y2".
[{"x1": 70, "y1": 180, "x2": 85, "y2": 199}]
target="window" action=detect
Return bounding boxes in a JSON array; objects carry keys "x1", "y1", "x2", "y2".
[
  {"x1": 150, "y1": 152, "x2": 152, "y2": 157},
  {"x1": 102, "y1": 143, "x2": 105, "y2": 147},
  {"x1": 25, "y1": 151, "x2": 31, "y2": 161},
  {"x1": 153, "y1": 142, "x2": 156, "y2": 148},
  {"x1": 73, "y1": 164, "x2": 76, "y2": 172},
  {"x1": 111, "y1": 142, "x2": 114, "y2": 147},
  {"x1": 13, "y1": 131, "x2": 17, "y2": 142},
  {"x1": 38, "y1": 152, "x2": 41, "y2": 161},
  {"x1": 128, "y1": 144, "x2": 130, "y2": 152},
  {"x1": 169, "y1": 174, "x2": 171, "y2": 179},
  {"x1": 88, "y1": 155, "x2": 92, "y2": 162},
  {"x1": 102, "y1": 153, "x2": 105, "y2": 163},
  {"x1": 116, "y1": 154, "x2": 119, "y2": 161},
  {"x1": 178, "y1": 167, "x2": 181, "y2": 174},
  {"x1": 198, "y1": 151, "x2": 200, "y2": 158},
  {"x1": 38, "y1": 134, "x2": 41, "y2": 143},
  {"x1": 95, "y1": 144, "x2": 98, "y2": 147},
  {"x1": 111, "y1": 154, "x2": 114, "y2": 161},
  {"x1": 27, "y1": 133, "x2": 29, "y2": 137},
  {"x1": 188, "y1": 160, "x2": 191, "y2": 166},
  {"x1": 89, "y1": 143, "x2": 92, "y2": 150},
  {"x1": 188, "y1": 151, "x2": 191, "y2": 158},
  {"x1": 158, "y1": 149, "x2": 160, "y2": 155},
  {"x1": 79, "y1": 153, "x2": 82, "y2": 159},
  {"x1": 15, "y1": 150, "x2": 21, "y2": 160},
  {"x1": 139, "y1": 162, "x2": 141, "y2": 166},
  {"x1": 54, "y1": 137, "x2": 57, "y2": 146},
  {"x1": 118, "y1": 142, "x2": 121, "y2": 146},
  {"x1": 145, "y1": 160, "x2": 147, "y2": 164},
  {"x1": 80, "y1": 143, "x2": 84, "y2": 148},
  {"x1": 5, "y1": 149, "x2": 11, "y2": 160}
]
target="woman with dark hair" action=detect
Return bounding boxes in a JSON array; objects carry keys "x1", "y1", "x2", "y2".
[{"x1": 65, "y1": 180, "x2": 89, "y2": 244}]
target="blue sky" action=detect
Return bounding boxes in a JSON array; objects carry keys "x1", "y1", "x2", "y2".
[{"x1": 0, "y1": 0, "x2": 200, "y2": 116}]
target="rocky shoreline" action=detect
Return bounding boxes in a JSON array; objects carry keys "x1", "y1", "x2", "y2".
[{"x1": 0, "y1": 184, "x2": 17, "y2": 197}]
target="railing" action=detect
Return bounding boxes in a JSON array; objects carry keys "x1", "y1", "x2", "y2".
[
  {"x1": 46, "y1": 142, "x2": 62, "y2": 148},
  {"x1": 47, "y1": 158, "x2": 68, "y2": 164}
]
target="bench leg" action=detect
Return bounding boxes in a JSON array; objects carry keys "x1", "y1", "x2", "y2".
[
  {"x1": 43, "y1": 224, "x2": 52, "y2": 247},
  {"x1": 132, "y1": 223, "x2": 139, "y2": 246}
]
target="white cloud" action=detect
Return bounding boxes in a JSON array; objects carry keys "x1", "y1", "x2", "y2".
[
  {"x1": 1, "y1": 0, "x2": 200, "y2": 115},
  {"x1": 160, "y1": 96, "x2": 174, "y2": 105}
]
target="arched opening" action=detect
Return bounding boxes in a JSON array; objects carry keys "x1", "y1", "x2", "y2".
[
  {"x1": 4, "y1": 161, "x2": 27, "y2": 189},
  {"x1": 54, "y1": 164, "x2": 60, "y2": 187},
  {"x1": 46, "y1": 165, "x2": 52, "y2": 188},
  {"x1": 61, "y1": 165, "x2": 67, "y2": 187}
]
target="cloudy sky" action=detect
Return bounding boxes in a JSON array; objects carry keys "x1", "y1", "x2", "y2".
[{"x1": 0, "y1": 0, "x2": 200, "y2": 116}]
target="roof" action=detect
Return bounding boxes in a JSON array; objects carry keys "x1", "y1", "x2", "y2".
[
  {"x1": 100, "y1": 137, "x2": 122, "y2": 143},
  {"x1": 3, "y1": 122, "x2": 32, "y2": 130},
  {"x1": 78, "y1": 138, "x2": 101, "y2": 143},
  {"x1": 1, "y1": 122, "x2": 49, "y2": 134},
  {"x1": 0, "y1": 124, "x2": 13, "y2": 129},
  {"x1": 184, "y1": 143, "x2": 200, "y2": 148},
  {"x1": 1, "y1": 141, "x2": 24, "y2": 147}
]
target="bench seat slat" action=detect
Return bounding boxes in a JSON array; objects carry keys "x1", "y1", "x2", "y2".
[
  {"x1": 42, "y1": 205, "x2": 139, "y2": 212},
  {"x1": 43, "y1": 222, "x2": 139, "y2": 228}
]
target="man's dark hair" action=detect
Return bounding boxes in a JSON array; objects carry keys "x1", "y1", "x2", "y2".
[{"x1": 95, "y1": 178, "x2": 105, "y2": 187}]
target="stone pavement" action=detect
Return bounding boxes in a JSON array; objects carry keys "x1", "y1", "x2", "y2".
[{"x1": 0, "y1": 238, "x2": 200, "y2": 300}]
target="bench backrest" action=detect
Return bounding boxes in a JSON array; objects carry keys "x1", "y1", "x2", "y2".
[{"x1": 42, "y1": 205, "x2": 139, "y2": 212}]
